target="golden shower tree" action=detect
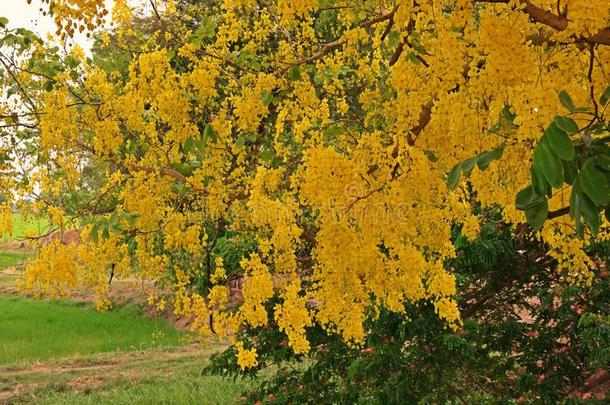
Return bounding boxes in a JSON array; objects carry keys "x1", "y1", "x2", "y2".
[{"x1": 1, "y1": 0, "x2": 610, "y2": 367}]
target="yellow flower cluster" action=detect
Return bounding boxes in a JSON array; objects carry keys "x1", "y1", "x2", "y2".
[
  {"x1": 241, "y1": 254, "x2": 275, "y2": 327},
  {"x1": 235, "y1": 341, "x2": 258, "y2": 370},
  {"x1": 22, "y1": 240, "x2": 79, "y2": 301},
  {"x1": 277, "y1": 0, "x2": 318, "y2": 24},
  {"x1": 210, "y1": 257, "x2": 227, "y2": 285},
  {"x1": 274, "y1": 280, "x2": 312, "y2": 354},
  {"x1": 0, "y1": 203, "x2": 12, "y2": 237},
  {"x1": 542, "y1": 227, "x2": 595, "y2": 285},
  {"x1": 40, "y1": 0, "x2": 108, "y2": 36}
]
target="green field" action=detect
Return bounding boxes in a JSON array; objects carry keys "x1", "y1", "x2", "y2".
[
  {"x1": 0, "y1": 344, "x2": 245, "y2": 404},
  {"x1": 0, "y1": 251, "x2": 29, "y2": 269},
  {"x1": 0, "y1": 297, "x2": 186, "y2": 365},
  {"x1": 29, "y1": 372, "x2": 245, "y2": 405},
  {"x1": 0, "y1": 213, "x2": 244, "y2": 403},
  {"x1": 2, "y1": 213, "x2": 49, "y2": 241}
]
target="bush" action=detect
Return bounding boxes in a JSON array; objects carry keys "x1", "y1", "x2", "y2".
[{"x1": 206, "y1": 210, "x2": 610, "y2": 403}]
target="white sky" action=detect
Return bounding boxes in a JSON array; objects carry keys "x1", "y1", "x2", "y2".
[
  {"x1": 2, "y1": 0, "x2": 116, "y2": 49},
  {"x1": 4, "y1": 0, "x2": 57, "y2": 34}
]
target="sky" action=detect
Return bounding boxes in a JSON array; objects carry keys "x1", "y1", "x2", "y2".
[{"x1": 2, "y1": 0, "x2": 116, "y2": 49}]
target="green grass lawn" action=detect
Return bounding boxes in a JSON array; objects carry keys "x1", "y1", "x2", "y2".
[
  {"x1": 2, "y1": 213, "x2": 50, "y2": 241},
  {"x1": 0, "y1": 344, "x2": 246, "y2": 404},
  {"x1": 0, "y1": 297, "x2": 187, "y2": 365},
  {"x1": 33, "y1": 374, "x2": 246, "y2": 405},
  {"x1": 0, "y1": 251, "x2": 29, "y2": 270}
]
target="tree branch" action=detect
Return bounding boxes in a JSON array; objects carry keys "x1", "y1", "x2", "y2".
[
  {"x1": 281, "y1": 7, "x2": 399, "y2": 71},
  {"x1": 476, "y1": 0, "x2": 610, "y2": 45}
]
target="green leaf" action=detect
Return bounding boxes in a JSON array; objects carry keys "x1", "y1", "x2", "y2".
[
  {"x1": 235, "y1": 136, "x2": 247, "y2": 148},
  {"x1": 525, "y1": 198, "x2": 548, "y2": 231},
  {"x1": 569, "y1": 182, "x2": 586, "y2": 236},
  {"x1": 260, "y1": 148, "x2": 275, "y2": 162},
  {"x1": 593, "y1": 155, "x2": 610, "y2": 172},
  {"x1": 558, "y1": 90, "x2": 575, "y2": 111},
  {"x1": 581, "y1": 194, "x2": 601, "y2": 234},
  {"x1": 461, "y1": 156, "x2": 478, "y2": 175},
  {"x1": 600, "y1": 85, "x2": 610, "y2": 106},
  {"x1": 423, "y1": 150, "x2": 438, "y2": 162},
  {"x1": 287, "y1": 66, "x2": 301, "y2": 81},
  {"x1": 477, "y1": 145, "x2": 504, "y2": 170},
  {"x1": 102, "y1": 224, "x2": 110, "y2": 240},
  {"x1": 569, "y1": 182, "x2": 581, "y2": 220},
  {"x1": 387, "y1": 31, "x2": 401, "y2": 47},
  {"x1": 126, "y1": 212, "x2": 140, "y2": 227},
  {"x1": 90, "y1": 224, "x2": 99, "y2": 243},
  {"x1": 515, "y1": 187, "x2": 544, "y2": 211},
  {"x1": 579, "y1": 160, "x2": 609, "y2": 207},
  {"x1": 0, "y1": 17, "x2": 8, "y2": 28},
  {"x1": 554, "y1": 116, "x2": 579, "y2": 134},
  {"x1": 533, "y1": 141, "x2": 564, "y2": 188},
  {"x1": 172, "y1": 163, "x2": 194, "y2": 177},
  {"x1": 531, "y1": 166, "x2": 549, "y2": 197},
  {"x1": 544, "y1": 124, "x2": 574, "y2": 160},
  {"x1": 261, "y1": 91, "x2": 274, "y2": 106},
  {"x1": 193, "y1": 16, "x2": 217, "y2": 42},
  {"x1": 203, "y1": 123, "x2": 217, "y2": 143},
  {"x1": 562, "y1": 159, "x2": 578, "y2": 185},
  {"x1": 183, "y1": 137, "x2": 194, "y2": 154},
  {"x1": 447, "y1": 165, "x2": 462, "y2": 190}
]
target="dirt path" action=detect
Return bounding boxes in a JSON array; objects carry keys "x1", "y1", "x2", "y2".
[{"x1": 0, "y1": 343, "x2": 228, "y2": 404}]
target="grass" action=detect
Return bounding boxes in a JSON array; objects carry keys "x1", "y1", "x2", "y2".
[
  {"x1": 0, "y1": 296, "x2": 187, "y2": 366},
  {"x1": 0, "y1": 344, "x2": 246, "y2": 404},
  {"x1": 31, "y1": 373, "x2": 246, "y2": 405},
  {"x1": 0, "y1": 213, "x2": 246, "y2": 404},
  {"x1": 2, "y1": 213, "x2": 49, "y2": 241},
  {"x1": 0, "y1": 251, "x2": 29, "y2": 270}
]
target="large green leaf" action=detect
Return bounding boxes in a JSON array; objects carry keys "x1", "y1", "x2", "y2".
[
  {"x1": 544, "y1": 124, "x2": 574, "y2": 160},
  {"x1": 569, "y1": 182, "x2": 581, "y2": 220},
  {"x1": 461, "y1": 156, "x2": 478, "y2": 175},
  {"x1": 581, "y1": 194, "x2": 601, "y2": 234},
  {"x1": 554, "y1": 116, "x2": 579, "y2": 134},
  {"x1": 562, "y1": 159, "x2": 578, "y2": 185},
  {"x1": 261, "y1": 91, "x2": 274, "y2": 106},
  {"x1": 570, "y1": 182, "x2": 585, "y2": 235},
  {"x1": 533, "y1": 142, "x2": 564, "y2": 188},
  {"x1": 288, "y1": 66, "x2": 301, "y2": 81},
  {"x1": 531, "y1": 166, "x2": 549, "y2": 197},
  {"x1": 558, "y1": 90, "x2": 575, "y2": 112},
  {"x1": 477, "y1": 146, "x2": 504, "y2": 170},
  {"x1": 525, "y1": 198, "x2": 548, "y2": 230},
  {"x1": 579, "y1": 160, "x2": 609, "y2": 207},
  {"x1": 447, "y1": 165, "x2": 462, "y2": 190},
  {"x1": 593, "y1": 155, "x2": 610, "y2": 172},
  {"x1": 515, "y1": 187, "x2": 544, "y2": 211},
  {"x1": 600, "y1": 85, "x2": 610, "y2": 106}
]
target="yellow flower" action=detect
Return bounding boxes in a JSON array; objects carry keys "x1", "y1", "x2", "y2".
[{"x1": 235, "y1": 341, "x2": 258, "y2": 370}]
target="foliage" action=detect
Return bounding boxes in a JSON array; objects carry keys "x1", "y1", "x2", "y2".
[
  {"x1": 206, "y1": 212, "x2": 610, "y2": 403},
  {"x1": 0, "y1": 0, "x2": 610, "y2": 402}
]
